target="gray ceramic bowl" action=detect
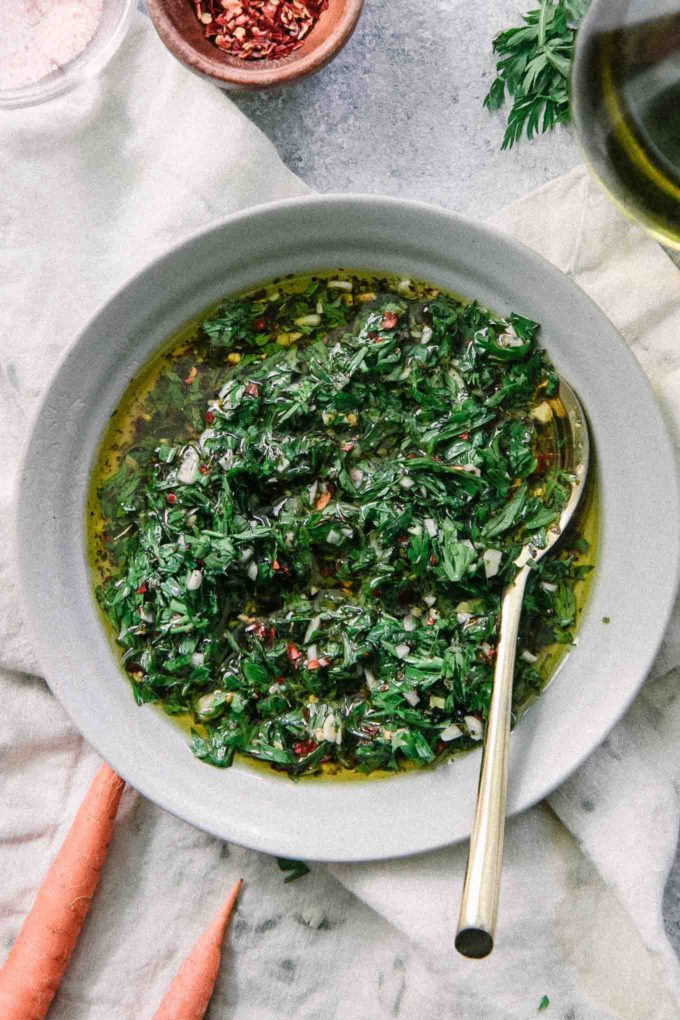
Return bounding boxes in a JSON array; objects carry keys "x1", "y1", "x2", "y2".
[{"x1": 16, "y1": 196, "x2": 680, "y2": 862}]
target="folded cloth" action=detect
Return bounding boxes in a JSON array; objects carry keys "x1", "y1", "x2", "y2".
[{"x1": 2, "y1": 14, "x2": 680, "y2": 1020}]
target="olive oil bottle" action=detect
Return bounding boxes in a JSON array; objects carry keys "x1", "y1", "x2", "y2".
[{"x1": 572, "y1": 0, "x2": 680, "y2": 248}]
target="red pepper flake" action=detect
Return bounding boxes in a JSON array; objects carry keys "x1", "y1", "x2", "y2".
[
  {"x1": 272, "y1": 559, "x2": 281, "y2": 571},
  {"x1": 135, "y1": 582, "x2": 148, "y2": 594},
  {"x1": 254, "y1": 317, "x2": 267, "y2": 331},
  {"x1": 287, "y1": 643, "x2": 303, "y2": 665},
  {"x1": 315, "y1": 491, "x2": 332, "y2": 511},
  {"x1": 293, "y1": 739, "x2": 318, "y2": 757},
  {"x1": 459, "y1": 432, "x2": 470, "y2": 440},
  {"x1": 341, "y1": 442, "x2": 355, "y2": 452},
  {"x1": 430, "y1": 554, "x2": 438, "y2": 565},
  {"x1": 167, "y1": 493, "x2": 177, "y2": 505},
  {"x1": 307, "y1": 656, "x2": 330, "y2": 670},
  {"x1": 197, "y1": 0, "x2": 329, "y2": 62},
  {"x1": 246, "y1": 620, "x2": 277, "y2": 642},
  {"x1": 244, "y1": 382, "x2": 260, "y2": 398},
  {"x1": 184, "y1": 366, "x2": 198, "y2": 385},
  {"x1": 205, "y1": 410, "x2": 215, "y2": 424},
  {"x1": 427, "y1": 616, "x2": 436, "y2": 626},
  {"x1": 381, "y1": 311, "x2": 400, "y2": 330},
  {"x1": 199, "y1": 464, "x2": 211, "y2": 475},
  {"x1": 408, "y1": 452, "x2": 417, "y2": 459}
]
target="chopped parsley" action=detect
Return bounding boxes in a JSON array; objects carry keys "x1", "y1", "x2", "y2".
[
  {"x1": 93, "y1": 274, "x2": 591, "y2": 778},
  {"x1": 276, "y1": 857, "x2": 311, "y2": 883}
]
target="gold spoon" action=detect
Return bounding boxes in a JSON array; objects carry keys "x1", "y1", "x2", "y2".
[{"x1": 455, "y1": 379, "x2": 590, "y2": 959}]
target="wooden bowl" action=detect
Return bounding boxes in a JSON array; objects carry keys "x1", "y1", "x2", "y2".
[{"x1": 147, "y1": 0, "x2": 364, "y2": 90}]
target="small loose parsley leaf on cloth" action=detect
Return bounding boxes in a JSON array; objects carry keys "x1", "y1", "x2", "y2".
[
  {"x1": 276, "y1": 858, "x2": 311, "y2": 883},
  {"x1": 538, "y1": 994, "x2": 550, "y2": 1011},
  {"x1": 484, "y1": 0, "x2": 591, "y2": 149},
  {"x1": 93, "y1": 275, "x2": 590, "y2": 779}
]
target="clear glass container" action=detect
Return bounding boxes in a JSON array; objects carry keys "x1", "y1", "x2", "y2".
[
  {"x1": 572, "y1": 0, "x2": 680, "y2": 248},
  {"x1": 0, "y1": 0, "x2": 135, "y2": 111}
]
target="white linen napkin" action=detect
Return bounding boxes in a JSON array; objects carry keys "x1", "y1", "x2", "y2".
[{"x1": 2, "y1": 14, "x2": 680, "y2": 1020}]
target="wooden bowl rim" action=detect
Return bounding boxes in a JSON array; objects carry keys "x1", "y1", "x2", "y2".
[{"x1": 147, "y1": 0, "x2": 364, "y2": 88}]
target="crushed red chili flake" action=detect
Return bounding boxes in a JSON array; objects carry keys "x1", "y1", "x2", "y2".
[
  {"x1": 254, "y1": 317, "x2": 267, "y2": 331},
  {"x1": 167, "y1": 493, "x2": 177, "y2": 505},
  {"x1": 287, "y1": 643, "x2": 303, "y2": 665},
  {"x1": 293, "y1": 739, "x2": 318, "y2": 757},
  {"x1": 135, "y1": 582, "x2": 148, "y2": 595},
  {"x1": 194, "y1": 0, "x2": 329, "y2": 62},
  {"x1": 245, "y1": 620, "x2": 277, "y2": 642},
  {"x1": 315, "y1": 491, "x2": 332, "y2": 511},
  {"x1": 205, "y1": 410, "x2": 216, "y2": 424},
  {"x1": 199, "y1": 465, "x2": 211, "y2": 475},
  {"x1": 306, "y1": 657, "x2": 330, "y2": 670},
  {"x1": 381, "y1": 311, "x2": 400, "y2": 330},
  {"x1": 361, "y1": 723, "x2": 381, "y2": 738},
  {"x1": 479, "y1": 645, "x2": 497, "y2": 664},
  {"x1": 244, "y1": 382, "x2": 260, "y2": 397}
]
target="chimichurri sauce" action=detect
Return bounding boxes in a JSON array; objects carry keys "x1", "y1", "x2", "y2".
[{"x1": 90, "y1": 273, "x2": 594, "y2": 778}]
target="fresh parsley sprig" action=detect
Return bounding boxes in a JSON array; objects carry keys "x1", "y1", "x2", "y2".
[{"x1": 484, "y1": 0, "x2": 590, "y2": 149}]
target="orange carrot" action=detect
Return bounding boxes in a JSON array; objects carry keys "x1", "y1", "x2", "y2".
[
  {"x1": 0, "y1": 762, "x2": 125, "y2": 1020},
  {"x1": 152, "y1": 879, "x2": 243, "y2": 1020}
]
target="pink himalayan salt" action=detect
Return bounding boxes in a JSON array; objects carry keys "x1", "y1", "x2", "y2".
[{"x1": 0, "y1": 0, "x2": 104, "y2": 91}]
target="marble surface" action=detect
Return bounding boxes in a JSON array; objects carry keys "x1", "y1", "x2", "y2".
[{"x1": 229, "y1": 0, "x2": 680, "y2": 958}]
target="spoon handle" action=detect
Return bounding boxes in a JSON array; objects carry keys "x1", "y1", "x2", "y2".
[{"x1": 455, "y1": 563, "x2": 530, "y2": 959}]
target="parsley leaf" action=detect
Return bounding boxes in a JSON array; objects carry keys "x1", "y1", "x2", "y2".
[
  {"x1": 484, "y1": 0, "x2": 591, "y2": 149},
  {"x1": 276, "y1": 858, "x2": 311, "y2": 883}
]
